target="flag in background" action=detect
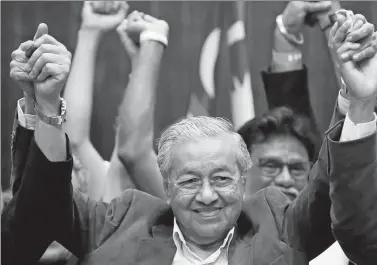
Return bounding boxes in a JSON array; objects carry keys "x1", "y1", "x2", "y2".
[
  {"x1": 186, "y1": 0, "x2": 255, "y2": 130},
  {"x1": 186, "y1": 4, "x2": 222, "y2": 118},
  {"x1": 217, "y1": 0, "x2": 255, "y2": 129}
]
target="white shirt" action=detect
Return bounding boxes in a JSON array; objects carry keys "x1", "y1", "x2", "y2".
[{"x1": 172, "y1": 218, "x2": 234, "y2": 265}]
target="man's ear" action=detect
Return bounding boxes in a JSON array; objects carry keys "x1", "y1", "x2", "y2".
[{"x1": 162, "y1": 177, "x2": 171, "y2": 203}]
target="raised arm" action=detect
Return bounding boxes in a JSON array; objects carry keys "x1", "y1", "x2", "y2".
[
  {"x1": 114, "y1": 12, "x2": 167, "y2": 200},
  {"x1": 1, "y1": 23, "x2": 136, "y2": 264},
  {"x1": 262, "y1": 1, "x2": 331, "y2": 119},
  {"x1": 2, "y1": 23, "x2": 74, "y2": 264},
  {"x1": 63, "y1": 1, "x2": 133, "y2": 201},
  {"x1": 326, "y1": 14, "x2": 377, "y2": 264},
  {"x1": 282, "y1": 15, "x2": 377, "y2": 262}
]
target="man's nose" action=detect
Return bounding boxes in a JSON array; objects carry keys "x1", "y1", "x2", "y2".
[
  {"x1": 274, "y1": 166, "x2": 294, "y2": 188},
  {"x1": 195, "y1": 181, "x2": 219, "y2": 205}
]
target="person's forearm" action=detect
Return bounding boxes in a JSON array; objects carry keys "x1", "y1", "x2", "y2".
[
  {"x1": 24, "y1": 94, "x2": 35, "y2": 115},
  {"x1": 271, "y1": 26, "x2": 303, "y2": 72},
  {"x1": 35, "y1": 104, "x2": 67, "y2": 162},
  {"x1": 63, "y1": 29, "x2": 101, "y2": 147},
  {"x1": 117, "y1": 41, "x2": 164, "y2": 160}
]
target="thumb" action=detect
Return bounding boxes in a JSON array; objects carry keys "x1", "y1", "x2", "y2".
[
  {"x1": 33, "y1": 23, "x2": 48, "y2": 41},
  {"x1": 117, "y1": 20, "x2": 137, "y2": 55},
  {"x1": 304, "y1": 1, "x2": 332, "y2": 13}
]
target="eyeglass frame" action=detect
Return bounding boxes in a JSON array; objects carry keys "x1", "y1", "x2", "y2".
[
  {"x1": 167, "y1": 174, "x2": 245, "y2": 195},
  {"x1": 255, "y1": 158, "x2": 311, "y2": 180}
]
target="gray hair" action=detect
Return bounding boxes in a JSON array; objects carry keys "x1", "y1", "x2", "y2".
[{"x1": 157, "y1": 116, "x2": 252, "y2": 178}]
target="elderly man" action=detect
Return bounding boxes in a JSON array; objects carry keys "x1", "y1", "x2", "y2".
[{"x1": 2, "y1": 11, "x2": 377, "y2": 265}]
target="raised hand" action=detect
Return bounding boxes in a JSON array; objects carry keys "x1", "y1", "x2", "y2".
[
  {"x1": 329, "y1": 14, "x2": 377, "y2": 101},
  {"x1": 281, "y1": 1, "x2": 332, "y2": 35},
  {"x1": 117, "y1": 11, "x2": 169, "y2": 68},
  {"x1": 116, "y1": 18, "x2": 140, "y2": 68},
  {"x1": 26, "y1": 24, "x2": 72, "y2": 114},
  {"x1": 9, "y1": 23, "x2": 48, "y2": 99},
  {"x1": 81, "y1": 1, "x2": 128, "y2": 32}
]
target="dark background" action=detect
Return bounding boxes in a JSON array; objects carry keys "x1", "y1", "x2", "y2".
[{"x1": 2, "y1": 1, "x2": 377, "y2": 190}]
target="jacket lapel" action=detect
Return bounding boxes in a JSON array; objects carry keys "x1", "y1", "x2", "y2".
[{"x1": 135, "y1": 209, "x2": 177, "y2": 265}]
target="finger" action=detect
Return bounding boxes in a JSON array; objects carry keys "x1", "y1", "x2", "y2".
[
  {"x1": 346, "y1": 22, "x2": 374, "y2": 42},
  {"x1": 117, "y1": 20, "x2": 137, "y2": 54},
  {"x1": 19, "y1": 40, "x2": 35, "y2": 51},
  {"x1": 143, "y1": 14, "x2": 158, "y2": 23},
  {"x1": 128, "y1": 10, "x2": 142, "y2": 21},
  {"x1": 352, "y1": 14, "x2": 367, "y2": 25},
  {"x1": 334, "y1": 18, "x2": 353, "y2": 44},
  {"x1": 33, "y1": 23, "x2": 49, "y2": 41},
  {"x1": 337, "y1": 42, "x2": 361, "y2": 54},
  {"x1": 352, "y1": 46, "x2": 376, "y2": 62},
  {"x1": 34, "y1": 34, "x2": 65, "y2": 49},
  {"x1": 10, "y1": 65, "x2": 32, "y2": 82},
  {"x1": 328, "y1": 22, "x2": 339, "y2": 47},
  {"x1": 349, "y1": 19, "x2": 364, "y2": 34},
  {"x1": 10, "y1": 60, "x2": 32, "y2": 74},
  {"x1": 35, "y1": 63, "x2": 69, "y2": 82},
  {"x1": 304, "y1": 1, "x2": 332, "y2": 13},
  {"x1": 25, "y1": 44, "x2": 37, "y2": 58},
  {"x1": 11, "y1": 49, "x2": 29, "y2": 63},
  {"x1": 27, "y1": 44, "x2": 68, "y2": 71},
  {"x1": 29, "y1": 53, "x2": 69, "y2": 79}
]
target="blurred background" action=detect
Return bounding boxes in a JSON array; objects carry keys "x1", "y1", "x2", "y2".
[{"x1": 2, "y1": 1, "x2": 377, "y2": 190}]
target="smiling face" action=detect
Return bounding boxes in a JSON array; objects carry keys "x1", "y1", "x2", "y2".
[
  {"x1": 246, "y1": 134, "x2": 310, "y2": 200},
  {"x1": 165, "y1": 133, "x2": 245, "y2": 246}
]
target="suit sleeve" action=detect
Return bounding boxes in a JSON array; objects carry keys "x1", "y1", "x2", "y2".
[
  {"x1": 10, "y1": 110, "x2": 34, "y2": 195},
  {"x1": 261, "y1": 66, "x2": 313, "y2": 119},
  {"x1": 1, "y1": 123, "x2": 134, "y2": 264},
  {"x1": 327, "y1": 121, "x2": 377, "y2": 265},
  {"x1": 282, "y1": 120, "x2": 377, "y2": 263},
  {"x1": 281, "y1": 127, "x2": 333, "y2": 260}
]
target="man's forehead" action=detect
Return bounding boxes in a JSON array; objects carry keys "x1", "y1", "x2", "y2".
[
  {"x1": 173, "y1": 134, "x2": 237, "y2": 157},
  {"x1": 251, "y1": 134, "x2": 309, "y2": 161},
  {"x1": 170, "y1": 134, "x2": 239, "y2": 172}
]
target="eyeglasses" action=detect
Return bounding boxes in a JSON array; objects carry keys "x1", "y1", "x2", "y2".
[
  {"x1": 168, "y1": 175, "x2": 244, "y2": 195},
  {"x1": 256, "y1": 158, "x2": 311, "y2": 180}
]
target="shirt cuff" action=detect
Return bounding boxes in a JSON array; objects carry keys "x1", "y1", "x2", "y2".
[
  {"x1": 337, "y1": 90, "x2": 350, "y2": 116},
  {"x1": 17, "y1": 98, "x2": 36, "y2": 130},
  {"x1": 340, "y1": 112, "x2": 377, "y2": 142}
]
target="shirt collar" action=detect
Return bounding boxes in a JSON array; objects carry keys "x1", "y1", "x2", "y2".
[{"x1": 172, "y1": 217, "x2": 235, "y2": 263}]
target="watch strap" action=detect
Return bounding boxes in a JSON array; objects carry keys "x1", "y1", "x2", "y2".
[{"x1": 34, "y1": 98, "x2": 67, "y2": 126}]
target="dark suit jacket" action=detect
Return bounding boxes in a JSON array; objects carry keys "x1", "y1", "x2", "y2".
[{"x1": 2, "y1": 117, "x2": 377, "y2": 265}]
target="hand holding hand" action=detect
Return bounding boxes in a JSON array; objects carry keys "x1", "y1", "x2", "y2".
[
  {"x1": 117, "y1": 11, "x2": 169, "y2": 68},
  {"x1": 281, "y1": 1, "x2": 332, "y2": 35},
  {"x1": 81, "y1": 1, "x2": 128, "y2": 32},
  {"x1": 25, "y1": 24, "x2": 72, "y2": 115},
  {"x1": 329, "y1": 13, "x2": 377, "y2": 101},
  {"x1": 9, "y1": 23, "x2": 48, "y2": 99}
]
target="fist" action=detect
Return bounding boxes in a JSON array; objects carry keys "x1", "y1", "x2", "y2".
[
  {"x1": 329, "y1": 13, "x2": 377, "y2": 100},
  {"x1": 81, "y1": 1, "x2": 128, "y2": 32},
  {"x1": 126, "y1": 11, "x2": 169, "y2": 44},
  {"x1": 26, "y1": 28, "x2": 72, "y2": 114},
  {"x1": 282, "y1": 1, "x2": 332, "y2": 35}
]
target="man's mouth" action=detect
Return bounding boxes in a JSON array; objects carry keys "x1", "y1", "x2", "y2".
[
  {"x1": 280, "y1": 189, "x2": 299, "y2": 200},
  {"x1": 193, "y1": 208, "x2": 222, "y2": 217}
]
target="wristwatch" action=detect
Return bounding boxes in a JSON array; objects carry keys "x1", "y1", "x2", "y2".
[{"x1": 34, "y1": 98, "x2": 67, "y2": 126}]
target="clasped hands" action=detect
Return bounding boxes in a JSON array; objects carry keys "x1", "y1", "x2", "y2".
[
  {"x1": 9, "y1": 1, "x2": 170, "y2": 114},
  {"x1": 329, "y1": 10, "x2": 377, "y2": 103}
]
